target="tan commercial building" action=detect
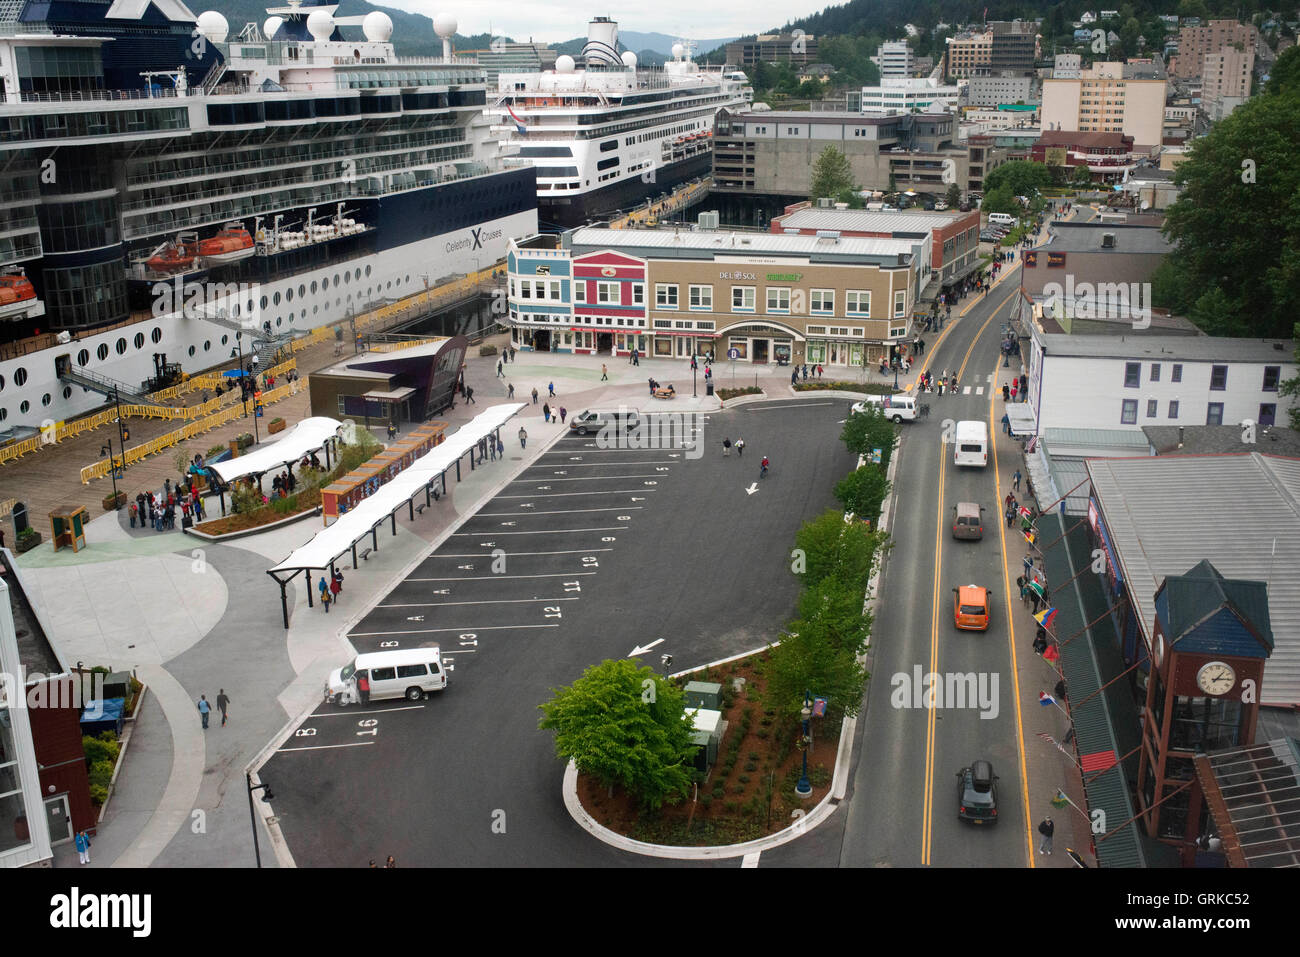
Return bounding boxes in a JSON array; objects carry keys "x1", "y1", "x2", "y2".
[
  {"x1": 1172, "y1": 18, "x2": 1258, "y2": 79},
  {"x1": 725, "y1": 34, "x2": 820, "y2": 67},
  {"x1": 946, "y1": 31, "x2": 993, "y2": 79},
  {"x1": 1201, "y1": 45, "x2": 1254, "y2": 119},
  {"x1": 1041, "y1": 62, "x2": 1168, "y2": 148}
]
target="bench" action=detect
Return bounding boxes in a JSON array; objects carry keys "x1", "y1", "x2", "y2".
[{"x1": 359, "y1": 548, "x2": 373, "y2": 561}]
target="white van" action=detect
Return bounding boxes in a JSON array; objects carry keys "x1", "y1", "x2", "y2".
[
  {"x1": 325, "y1": 648, "x2": 446, "y2": 705},
  {"x1": 953, "y1": 420, "x2": 989, "y2": 467},
  {"x1": 987, "y1": 212, "x2": 1016, "y2": 227},
  {"x1": 852, "y1": 394, "x2": 918, "y2": 423}
]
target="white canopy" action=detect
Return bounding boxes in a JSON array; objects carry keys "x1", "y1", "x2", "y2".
[
  {"x1": 268, "y1": 404, "x2": 525, "y2": 575},
  {"x1": 209, "y1": 417, "x2": 343, "y2": 484}
]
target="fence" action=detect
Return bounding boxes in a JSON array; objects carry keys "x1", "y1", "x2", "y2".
[{"x1": 78, "y1": 379, "x2": 301, "y2": 484}]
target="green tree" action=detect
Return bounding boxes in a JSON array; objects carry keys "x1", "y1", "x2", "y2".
[
  {"x1": 834, "y1": 465, "x2": 891, "y2": 522},
  {"x1": 981, "y1": 184, "x2": 1018, "y2": 215},
  {"x1": 1279, "y1": 323, "x2": 1300, "y2": 429},
  {"x1": 797, "y1": 576, "x2": 873, "y2": 656},
  {"x1": 945, "y1": 182, "x2": 963, "y2": 208},
  {"x1": 1159, "y1": 83, "x2": 1300, "y2": 338},
  {"x1": 764, "y1": 624, "x2": 869, "y2": 721},
  {"x1": 792, "y1": 509, "x2": 884, "y2": 590},
  {"x1": 810, "y1": 145, "x2": 856, "y2": 201},
  {"x1": 840, "y1": 404, "x2": 899, "y2": 467},
  {"x1": 1266, "y1": 44, "x2": 1300, "y2": 95},
  {"x1": 983, "y1": 159, "x2": 1052, "y2": 199},
  {"x1": 538, "y1": 658, "x2": 695, "y2": 809}
]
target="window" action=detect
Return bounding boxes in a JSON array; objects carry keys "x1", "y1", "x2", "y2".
[
  {"x1": 1149, "y1": 363, "x2": 1160, "y2": 382},
  {"x1": 370, "y1": 667, "x2": 397, "y2": 681},
  {"x1": 1206, "y1": 402, "x2": 1224, "y2": 425},
  {"x1": 689, "y1": 284, "x2": 713, "y2": 310},
  {"x1": 732, "y1": 286, "x2": 755, "y2": 311},
  {"x1": 1171, "y1": 363, "x2": 1182, "y2": 383},
  {"x1": 1168, "y1": 400, "x2": 1180, "y2": 419},
  {"x1": 846, "y1": 291, "x2": 871, "y2": 316},
  {"x1": 632, "y1": 283, "x2": 644, "y2": 305},
  {"x1": 1147, "y1": 399, "x2": 1158, "y2": 418},
  {"x1": 573, "y1": 282, "x2": 585, "y2": 303},
  {"x1": 550, "y1": 280, "x2": 561, "y2": 300},
  {"x1": 1121, "y1": 399, "x2": 1138, "y2": 424},
  {"x1": 396, "y1": 664, "x2": 429, "y2": 678},
  {"x1": 893, "y1": 290, "x2": 906, "y2": 318},
  {"x1": 1209, "y1": 365, "x2": 1227, "y2": 391},
  {"x1": 766, "y1": 287, "x2": 791, "y2": 313},
  {"x1": 1124, "y1": 362, "x2": 1140, "y2": 388},
  {"x1": 655, "y1": 284, "x2": 678, "y2": 309},
  {"x1": 811, "y1": 289, "x2": 834, "y2": 314},
  {"x1": 520, "y1": 281, "x2": 531, "y2": 299},
  {"x1": 1263, "y1": 365, "x2": 1281, "y2": 391},
  {"x1": 596, "y1": 281, "x2": 619, "y2": 304}
]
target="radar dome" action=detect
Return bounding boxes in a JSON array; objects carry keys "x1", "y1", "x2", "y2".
[
  {"x1": 433, "y1": 12, "x2": 458, "y2": 38},
  {"x1": 671, "y1": 42, "x2": 685, "y2": 60},
  {"x1": 306, "y1": 9, "x2": 334, "y2": 42},
  {"x1": 555, "y1": 54, "x2": 576, "y2": 73},
  {"x1": 262, "y1": 15, "x2": 284, "y2": 39},
  {"x1": 362, "y1": 11, "x2": 393, "y2": 42},
  {"x1": 196, "y1": 10, "x2": 229, "y2": 43},
  {"x1": 621, "y1": 50, "x2": 637, "y2": 68}
]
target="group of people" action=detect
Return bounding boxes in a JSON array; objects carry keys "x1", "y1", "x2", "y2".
[
  {"x1": 318, "y1": 569, "x2": 345, "y2": 613},
  {"x1": 542, "y1": 403, "x2": 566, "y2": 423},
  {"x1": 130, "y1": 477, "x2": 206, "y2": 532},
  {"x1": 494, "y1": 347, "x2": 517, "y2": 377},
  {"x1": 917, "y1": 369, "x2": 958, "y2": 395},
  {"x1": 1001, "y1": 373, "x2": 1029, "y2": 403},
  {"x1": 720, "y1": 437, "x2": 746, "y2": 457},
  {"x1": 789, "y1": 364, "x2": 824, "y2": 385},
  {"x1": 476, "y1": 433, "x2": 506, "y2": 464},
  {"x1": 270, "y1": 468, "x2": 297, "y2": 498}
]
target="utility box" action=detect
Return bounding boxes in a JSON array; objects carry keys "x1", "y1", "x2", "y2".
[
  {"x1": 689, "y1": 707, "x2": 724, "y2": 769},
  {"x1": 684, "y1": 680, "x2": 721, "y2": 711}
]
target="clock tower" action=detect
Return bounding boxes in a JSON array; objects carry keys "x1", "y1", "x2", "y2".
[{"x1": 1136, "y1": 560, "x2": 1274, "y2": 848}]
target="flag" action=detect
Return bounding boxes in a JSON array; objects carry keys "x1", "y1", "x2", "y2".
[
  {"x1": 1034, "y1": 606, "x2": 1058, "y2": 629},
  {"x1": 1024, "y1": 528, "x2": 1037, "y2": 545},
  {"x1": 507, "y1": 104, "x2": 527, "y2": 134},
  {"x1": 1043, "y1": 644, "x2": 1061, "y2": 663},
  {"x1": 1039, "y1": 691, "x2": 1056, "y2": 706},
  {"x1": 1051, "y1": 790, "x2": 1069, "y2": 808}
]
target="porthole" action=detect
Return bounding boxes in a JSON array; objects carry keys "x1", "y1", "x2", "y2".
[
  {"x1": 276, "y1": 317, "x2": 282, "y2": 327},
  {"x1": 385, "y1": 280, "x2": 391, "y2": 290},
  {"x1": 286, "y1": 287, "x2": 293, "y2": 302},
  {"x1": 405, "y1": 274, "x2": 410, "y2": 284},
  {"x1": 221, "y1": 334, "x2": 229, "y2": 346},
  {"x1": 188, "y1": 345, "x2": 196, "y2": 357},
  {"x1": 300, "y1": 309, "x2": 306, "y2": 319},
  {"x1": 19, "y1": 400, "x2": 29, "y2": 414},
  {"x1": 261, "y1": 295, "x2": 269, "y2": 309},
  {"x1": 343, "y1": 271, "x2": 350, "y2": 285},
  {"x1": 116, "y1": 338, "x2": 127, "y2": 355},
  {"x1": 0, "y1": 408, "x2": 6, "y2": 422},
  {"x1": 41, "y1": 392, "x2": 51, "y2": 406},
  {"x1": 62, "y1": 387, "x2": 72, "y2": 399},
  {"x1": 311, "y1": 280, "x2": 318, "y2": 294},
  {"x1": 14, "y1": 367, "x2": 27, "y2": 387},
  {"x1": 364, "y1": 264, "x2": 372, "y2": 278},
  {"x1": 151, "y1": 327, "x2": 162, "y2": 344},
  {"x1": 298, "y1": 284, "x2": 306, "y2": 298},
  {"x1": 203, "y1": 340, "x2": 211, "y2": 352},
  {"x1": 353, "y1": 268, "x2": 361, "y2": 281},
  {"x1": 232, "y1": 304, "x2": 240, "y2": 318},
  {"x1": 247, "y1": 299, "x2": 254, "y2": 314},
  {"x1": 273, "y1": 291, "x2": 281, "y2": 305},
  {"x1": 322, "y1": 276, "x2": 330, "y2": 290},
  {"x1": 78, "y1": 349, "x2": 89, "y2": 366},
  {"x1": 97, "y1": 344, "x2": 109, "y2": 361},
  {"x1": 134, "y1": 332, "x2": 145, "y2": 349},
  {"x1": 313, "y1": 305, "x2": 318, "y2": 315},
  {"x1": 333, "y1": 273, "x2": 341, "y2": 286}
]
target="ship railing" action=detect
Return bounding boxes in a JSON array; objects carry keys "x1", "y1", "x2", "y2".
[{"x1": 11, "y1": 88, "x2": 180, "y2": 103}]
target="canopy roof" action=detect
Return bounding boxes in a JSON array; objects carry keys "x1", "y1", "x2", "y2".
[{"x1": 208, "y1": 417, "x2": 342, "y2": 484}]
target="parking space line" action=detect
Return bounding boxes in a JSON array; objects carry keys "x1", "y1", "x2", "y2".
[
  {"x1": 524, "y1": 462, "x2": 678, "y2": 468},
  {"x1": 308, "y1": 705, "x2": 426, "y2": 717},
  {"x1": 423, "y1": 548, "x2": 615, "y2": 558},
  {"x1": 495, "y1": 490, "x2": 657, "y2": 499},
  {"x1": 276, "y1": 742, "x2": 377, "y2": 753},
  {"x1": 406, "y1": 572, "x2": 599, "y2": 582},
  {"x1": 450, "y1": 526, "x2": 629, "y2": 536},
  {"x1": 349, "y1": 624, "x2": 560, "y2": 637},
  {"x1": 510, "y1": 476, "x2": 663, "y2": 482},
  {"x1": 378, "y1": 597, "x2": 580, "y2": 608},
  {"x1": 477, "y1": 507, "x2": 644, "y2": 517}
]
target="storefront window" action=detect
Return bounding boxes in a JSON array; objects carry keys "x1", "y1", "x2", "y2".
[
  {"x1": 806, "y1": 341, "x2": 826, "y2": 364},
  {"x1": 850, "y1": 343, "x2": 864, "y2": 366},
  {"x1": 654, "y1": 338, "x2": 673, "y2": 357}
]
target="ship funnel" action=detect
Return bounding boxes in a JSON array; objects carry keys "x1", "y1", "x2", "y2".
[{"x1": 583, "y1": 16, "x2": 620, "y2": 66}]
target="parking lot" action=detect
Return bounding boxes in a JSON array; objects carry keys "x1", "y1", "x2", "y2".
[{"x1": 261, "y1": 400, "x2": 858, "y2": 866}]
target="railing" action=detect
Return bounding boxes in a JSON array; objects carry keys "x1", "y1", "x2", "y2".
[{"x1": 10, "y1": 88, "x2": 180, "y2": 104}]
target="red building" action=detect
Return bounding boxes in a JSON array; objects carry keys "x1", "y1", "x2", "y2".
[
  {"x1": 1031, "y1": 131, "x2": 1142, "y2": 183},
  {"x1": 571, "y1": 250, "x2": 649, "y2": 357}
]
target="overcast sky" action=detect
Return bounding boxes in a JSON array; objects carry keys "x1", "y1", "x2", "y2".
[{"x1": 383, "y1": 1, "x2": 834, "y2": 44}]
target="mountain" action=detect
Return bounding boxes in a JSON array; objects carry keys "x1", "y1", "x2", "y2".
[{"x1": 618, "y1": 31, "x2": 739, "y2": 56}]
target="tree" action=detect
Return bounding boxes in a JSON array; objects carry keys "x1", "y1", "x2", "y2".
[
  {"x1": 834, "y1": 464, "x2": 891, "y2": 522},
  {"x1": 1266, "y1": 44, "x2": 1300, "y2": 95},
  {"x1": 810, "y1": 145, "x2": 855, "y2": 201},
  {"x1": 792, "y1": 509, "x2": 884, "y2": 589},
  {"x1": 840, "y1": 404, "x2": 899, "y2": 467},
  {"x1": 981, "y1": 184, "x2": 1018, "y2": 215},
  {"x1": 538, "y1": 658, "x2": 695, "y2": 810},
  {"x1": 1158, "y1": 83, "x2": 1300, "y2": 338},
  {"x1": 983, "y1": 159, "x2": 1052, "y2": 199},
  {"x1": 1279, "y1": 323, "x2": 1300, "y2": 430},
  {"x1": 945, "y1": 182, "x2": 962, "y2": 208},
  {"x1": 764, "y1": 623, "x2": 869, "y2": 721},
  {"x1": 797, "y1": 576, "x2": 873, "y2": 656}
]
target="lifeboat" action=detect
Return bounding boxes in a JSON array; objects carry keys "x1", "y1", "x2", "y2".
[
  {"x1": 0, "y1": 269, "x2": 36, "y2": 316},
  {"x1": 146, "y1": 233, "x2": 198, "y2": 274},
  {"x1": 197, "y1": 223, "x2": 255, "y2": 264}
]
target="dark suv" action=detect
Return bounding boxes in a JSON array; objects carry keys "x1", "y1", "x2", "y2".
[{"x1": 957, "y1": 760, "x2": 999, "y2": 824}]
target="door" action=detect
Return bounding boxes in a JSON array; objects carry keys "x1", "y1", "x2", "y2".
[
  {"x1": 753, "y1": 339, "x2": 769, "y2": 363},
  {"x1": 1259, "y1": 403, "x2": 1276, "y2": 427},
  {"x1": 597, "y1": 332, "x2": 612, "y2": 354},
  {"x1": 44, "y1": 794, "x2": 72, "y2": 845},
  {"x1": 675, "y1": 337, "x2": 693, "y2": 358},
  {"x1": 533, "y1": 329, "x2": 551, "y2": 352}
]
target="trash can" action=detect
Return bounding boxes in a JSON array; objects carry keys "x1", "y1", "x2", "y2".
[{"x1": 706, "y1": 382, "x2": 714, "y2": 397}]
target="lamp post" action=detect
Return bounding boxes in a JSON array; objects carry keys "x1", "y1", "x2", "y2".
[
  {"x1": 101, "y1": 386, "x2": 129, "y2": 509},
  {"x1": 893, "y1": 361, "x2": 900, "y2": 392},
  {"x1": 795, "y1": 690, "x2": 813, "y2": 798},
  {"x1": 245, "y1": 772, "x2": 274, "y2": 867}
]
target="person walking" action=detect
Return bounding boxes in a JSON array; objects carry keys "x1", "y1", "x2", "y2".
[
  {"x1": 507, "y1": 383, "x2": 515, "y2": 399},
  {"x1": 548, "y1": 382, "x2": 556, "y2": 398},
  {"x1": 75, "y1": 829, "x2": 91, "y2": 865},
  {"x1": 1038, "y1": 817, "x2": 1054, "y2": 855},
  {"x1": 357, "y1": 671, "x2": 369, "y2": 706},
  {"x1": 1002, "y1": 412, "x2": 1011, "y2": 435},
  {"x1": 531, "y1": 387, "x2": 538, "y2": 405},
  {"x1": 464, "y1": 385, "x2": 475, "y2": 404},
  {"x1": 217, "y1": 689, "x2": 230, "y2": 726},
  {"x1": 319, "y1": 575, "x2": 329, "y2": 603},
  {"x1": 321, "y1": 587, "x2": 332, "y2": 614},
  {"x1": 519, "y1": 427, "x2": 527, "y2": 449},
  {"x1": 601, "y1": 363, "x2": 608, "y2": 381},
  {"x1": 496, "y1": 358, "x2": 504, "y2": 378},
  {"x1": 632, "y1": 348, "x2": 639, "y2": 366},
  {"x1": 1013, "y1": 469, "x2": 1022, "y2": 491},
  {"x1": 559, "y1": 407, "x2": 567, "y2": 424},
  {"x1": 1010, "y1": 379, "x2": 1018, "y2": 401},
  {"x1": 330, "y1": 573, "x2": 341, "y2": 604},
  {"x1": 129, "y1": 501, "x2": 138, "y2": 528},
  {"x1": 197, "y1": 695, "x2": 211, "y2": 729},
  {"x1": 1002, "y1": 383, "x2": 1011, "y2": 402},
  {"x1": 542, "y1": 402, "x2": 551, "y2": 423},
  {"x1": 723, "y1": 437, "x2": 732, "y2": 456},
  {"x1": 1033, "y1": 628, "x2": 1049, "y2": 656},
  {"x1": 816, "y1": 364, "x2": 823, "y2": 379},
  {"x1": 760, "y1": 455, "x2": 770, "y2": 478},
  {"x1": 791, "y1": 368, "x2": 798, "y2": 387},
  {"x1": 735, "y1": 438, "x2": 745, "y2": 456}
]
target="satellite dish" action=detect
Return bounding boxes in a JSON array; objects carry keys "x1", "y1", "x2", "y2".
[
  {"x1": 306, "y1": 9, "x2": 334, "y2": 42},
  {"x1": 433, "y1": 12, "x2": 458, "y2": 38},
  {"x1": 671, "y1": 42, "x2": 685, "y2": 60},
  {"x1": 555, "y1": 54, "x2": 576, "y2": 74},
  {"x1": 362, "y1": 11, "x2": 393, "y2": 43},
  {"x1": 196, "y1": 10, "x2": 229, "y2": 44},
  {"x1": 263, "y1": 15, "x2": 284, "y2": 39},
  {"x1": 621, "y1": 50, "x2": 637, "y2": 69}
]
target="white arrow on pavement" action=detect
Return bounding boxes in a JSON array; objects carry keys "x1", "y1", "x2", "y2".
[
  {"x1": 407, "y1": 615, "x2": 425, "y2": 621},
  {"x1": 746, "y1": 483, "x2": 759, "y2": 495},
  {"x1": 629, "y1": 638, "x2": 665, "y2": 657}
]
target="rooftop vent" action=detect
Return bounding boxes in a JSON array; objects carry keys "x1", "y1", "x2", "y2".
[
  {"x1": 1101, "y1": 232, "x2": 1116, "y2": 248},
  {"x1": 816, "y1": 197, "x2": 834, "y2": 208},
  {"x1": 815, "y1": 230, "x2": 840, "y2": 240}
]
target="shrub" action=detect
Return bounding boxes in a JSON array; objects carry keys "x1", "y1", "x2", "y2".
[
  {"x1": 756, "y1": 728, "x2": 770, "y2": 740},
  {"x1": 834, "y1": 465, "x2": 891, "y2": 523},
  {"x1": 89, "y1": 783, "x2": 108, "y2": 805},
  {"x1": 745, "y1": 762, "x2": 758, "y2": 773},
  {"x1": 479, "y1": 344, "x2": 498, "y2": 356},
  {"x1": 206, "y1": 444, "x2": 226, "y2": 459},
  {"x1": 82, "y1": 732, "x2": 120, "y2": 768},
  {"x1": 698, "y1": 794, "x2": 713, "y2": 809},
  {"x1": 88, "y1": 759, "x2": 115, "y2": 790},
  {"x1": 725, "y1": 801, "x2": 739, "y2": 814},
  {"x1": 269, "y1": 417, "x2": 285, "y2": 426},
  {"x1": 732, "y1": 784, "x2": 745, "y2": 795},
  {"x1": 738, "y1": 774, "x2": 750, "y2": 785}
]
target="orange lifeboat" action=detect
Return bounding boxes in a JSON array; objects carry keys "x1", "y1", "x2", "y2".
[
  {"x1": 0, "y1": 271, "x2": 35, "y2": 306},
  {"x1": 146, "y1": 237, "x2": 197, "y2": 274},
  {"x1": 197, "y1": 223, "x2": 255, "y2": 264}
]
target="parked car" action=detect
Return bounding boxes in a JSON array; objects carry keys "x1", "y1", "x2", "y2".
[
  {"x1": 935, "y1": 201, "x2": 949, "y2": 211},
  {"x1": 957, "y1": 760, "x2": 999, "y2": 824}
]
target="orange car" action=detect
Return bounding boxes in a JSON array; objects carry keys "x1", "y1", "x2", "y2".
[{"x1": 953, "y1": 585, "x2": 992, "y2": 631}]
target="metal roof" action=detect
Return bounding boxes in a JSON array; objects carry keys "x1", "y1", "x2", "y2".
[
  {"x1": 1198, "y1": 739, "x2": 1300, "y2": 867},
  {"x1": 567, "y1": 227, "x2": 918, "y2": 261},
  {"x1": 1144, "y1": 425, "x2": 1300, "y2": 457},
  {"x1": 1040, "y1": 333, "x2": 1294, "y2": 362},
  {"x1": 1086, "y1": 453, "x2": 1300, "y2": 706},
  {"x1": 775, "y1": 208, "x2": 971, "y2": 235},
  {"x1": 1044, "y1": 223, "x2": 1175, "y2": 255}
]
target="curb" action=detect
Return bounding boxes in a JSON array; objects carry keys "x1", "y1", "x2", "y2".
[
  {"x1": 184, "y1": 505, "x2": 323, "y2": 542},
  {"x1": 96, "y1": 683, "x2": 148, "y2": 828}
]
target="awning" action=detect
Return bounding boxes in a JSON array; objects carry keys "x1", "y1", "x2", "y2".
[
  {"x1": 1005, "y1": 403, "x2": 1038, "y2": 437},
  {"x1": 361, "y1": 388, "x2": 416, "y2": 402},
  {"x1": 942, "y1": 259, "x2": 986, "y2": 287},
  {"x1": 208, "y1": 417, "x2": 343, "y2": 484}
]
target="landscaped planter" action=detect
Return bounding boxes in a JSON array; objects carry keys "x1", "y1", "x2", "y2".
[
  {"x1": 102, "y1": 491, "x2": 127, "y2": 511},
  {"x1": 267, "y1": 418, "x2": 286, "y2": 435},
  {"x1": 14, "y1": 532, "x2": 41, "y2": 554}
]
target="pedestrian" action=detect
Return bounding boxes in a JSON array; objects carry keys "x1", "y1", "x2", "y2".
[
  {"x1": 496, "y1": 359, "x2": 504, "y2": 378},
  {"x1": 497, "y1": 437, "x2": 505, "y2": 458},
  {"x1": 197, "y1": 694, "x2": 211, "y2": 729},
  {"x1": 723, "y1": 437, "x2": 732, "y2": 456},
  {"x1": 75, "y1": 829, "x2": 91, "y2": 865},
  {"x1": 357, "y1": 670, "x2": 369, "y2": 705},
  {"x1": 559, "y1": 407, "x2": 567, "y2": 424},
  {"x1": 129, "y1": 501, "x2": 138, "y2": 528},
  {"x1": 330, "y1": 572, "x2": 341, "y2": 604},
  {"x1": 385, "y1": 855, "x2": 396, "y2": 868},
  {"x1": 217, "y1": 689, "x2": 230, "y2": 726},
  {"x1": 519, "y1": 427, "x2": 527, "y2": 449},
  {"x1": 548, "y1": 382, "x2": 555, "y2": 398},
  {"x1": 1033, "y1": 628, "x2": 1048, "y2": 656},
  {"x1": 464, "y1": 385, "x2": 475, "y2": 404},
  {"x1": 1002, "y1": 412, "x2": 1011, "y2": 435},
  {"x1": 648, "y1": 377, "x2": 656, "y2": 396},
  {"x1": 319, "y1": 575, "x2": 329, "y2": 601},
  {"x1": 1055, "y1": 678, "x2": 1068, "y2": 702},
  {"x1": 791, "y1": 369, "x2": 798, "y2": 386},
  {"x1": 735, "y1": 438, "x2": 745, "y2": 456},
  {"x1": 1020, "y1": 373, "x2": 1028, "y2": 398},
  {"x1": 632, "y1": 348, "x2": 639, "y2": 366},
  {"x1": 508, "y1": 383, "x2": 515, "y2": 399},
  {"x1": 1002, "y1": 383, "x2": 1011, "y2": 402},
  {"x1": 601, "y1": 363, "x2": 608, "y2": 381},
  {"x1": 531, "y1": 387, "x2": 538, "y2": 405},
  {"x1": 321, "y1": 588, "x2": 331, "y2": 614},
  {"x1": 1006, "y1": 502, "x2": 1015, "y2": 528},
  {"x1": 816, "y1": 364, "x2": 823, "y2": 378},
  {"x1": 1010, "y1": 380, "x2": 1018, "y2": 401},
  {"x1": 1013, "y1": 469, "x2": 1022, "y2": 491},
  {"x1": 1038, "y1": 817, "x2": 1054, "y2": 855},
  {"x1": 801, "y1": 364, "x2": 808, "y2": 381},
  {"x1": 542, "y1": 402, "x2": 551, "y2": 423}
]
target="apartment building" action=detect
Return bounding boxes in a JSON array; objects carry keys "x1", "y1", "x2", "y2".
[
  {"x1": 945, "y1": 31, "x2": 993, "y2": 79},
  {"x1": 877, "y1": 40, "x2": 914, "y2": 78},
  {"x1": 989, "y1": 20, "x2": 1041, "y2": 74},
  {"x1": 1172, "y1": 18, "x2": 1258, "y2": 79},
  {"x1": 1201, "y1": 45, "x2": 1254, "y2": 120},
  {"x1": 507, "y1": 228, "x2": 923, "y2": 367},
  {"x1": 725, "y1": 33, "x2": 820, "y2": 67},
  {"x1": 966, "y1": 104, "x2": 1041, "y2": 129},
  {"x1": 861, "y1": 76, "x2": 961, "y2": 114},
  {"x1": 1041, "y1": 62, "x2": 1168, "y2": 148},
  {"x1": 966, "y1": 74, "x2": 1034, "y2": 106}
]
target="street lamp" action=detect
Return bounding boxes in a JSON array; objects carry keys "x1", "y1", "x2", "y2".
[
  {"x1": 795, "y1": 690, "x2": 813, "y2": 798},
  {"x1": 893, "y1": 361, "x2": 900, "y2": 391},
  {"x1": 100, "y1": 386, "x2": 129, "y2": 510},
  {"x1": 245, "y1": 772, "x2": 275, "y2": 867}
]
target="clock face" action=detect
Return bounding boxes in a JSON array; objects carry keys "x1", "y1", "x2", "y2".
[{"x1": 1196, "y1": 661, "x2": 1236, "y2": 696}]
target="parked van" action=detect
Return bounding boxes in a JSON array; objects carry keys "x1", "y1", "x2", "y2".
[
  {"x1": 851, "y1": 394, "x2": 917, "y2": 423},
  {"x1": 987, "y1": 212, "x2": 1016, "y2": 227},
  {"x1": 325, "y1": 648, "x2": 446, "y2": 705},
  {"x1": 568, "y1": 409, "x2": 640, "y2": 435},
  {"x1": 953, "y1": 420, "x2": 989, "y2": 467}
]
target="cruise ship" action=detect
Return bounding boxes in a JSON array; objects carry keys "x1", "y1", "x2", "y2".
[
  {"x1": 489, "y1": 17, "x2": 751, "y2": 229},
  {"x1": 0, "y1": 0, "x2": 536, "y2": 435}
]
